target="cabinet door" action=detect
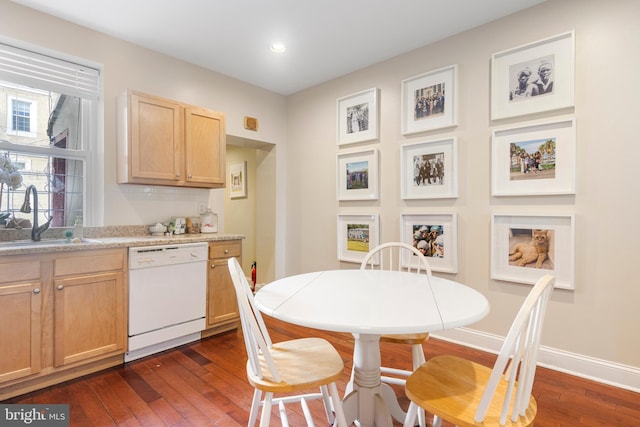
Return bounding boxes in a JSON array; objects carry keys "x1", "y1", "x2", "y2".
[
  {"x1": 53, "y1": 272, "x2": 126, "y2": 367},
  {"x1": 184, "y1": 106, "x2": 226, "y2": 186},
  {"x1": 0, "y1": 281, "x2": 41, "y2": 383},
  {"x1": 129, "y1": 92, "x2": 182, "y2": 183},
  {"x1": 206, "y1": 258, "x2": 239, "y2": 328}
]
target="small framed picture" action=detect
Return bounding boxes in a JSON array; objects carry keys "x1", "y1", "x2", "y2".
[
  {"x1": 337, "y1": 88, "x2": 379, "y2": 146},
  {"x1": 400, "y1": 137, "x2": 458, "y2": 200},
  {"x1": 492, "y1": 117, "x2": 576, "y2": 196},
  {"x1": 491, "y1": 213, "x2": 575, "y2": 290},
  {"x1": 401, "y1": 64, "x2": 457, "y2": 135},
  {"x1": 337, "y1": 213, "x2": 379, "y2": 263},
  {"x1": 491, "y1": 31, "x2": 575, "y2": 120},
  {"x1": 400, "y1": 212, "x2": 457, "y2": 273},
  {"x1": 229, "y1": 161, "x2": 247, "y2": 198},
  {"x1": 337, "y1": 148, "x2": 379, "y2": 201}
]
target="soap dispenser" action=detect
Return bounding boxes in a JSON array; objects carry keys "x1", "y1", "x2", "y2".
[{"x1": 73, "y1": 217, "x2": 84, "y2": 240}]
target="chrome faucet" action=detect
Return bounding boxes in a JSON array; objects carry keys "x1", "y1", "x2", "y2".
[{"x1": 20, "y1": 185, "x2": 53, "y2": 241}]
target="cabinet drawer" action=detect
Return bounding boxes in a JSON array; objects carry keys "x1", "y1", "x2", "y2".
[
  {"x1": 208, "y1": 241, "x2": 241, "y2": 259},
  {"x1": 54, "y1": 249, "x2": 126, "y2": 277},
  {"x1": 0, "y1": 259, "x2": 40, "y2": 284}
]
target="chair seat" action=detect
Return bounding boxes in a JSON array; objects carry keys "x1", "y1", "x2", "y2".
[
  {"x1": 248, "y1": 337, "x2": 345, "y2": 393},
  {"x1": 381, "y1": 332, "x2": 429, "y2": 345},
  {"x1": 405, "y1": 355, "x2": 537, "y2": 427}
]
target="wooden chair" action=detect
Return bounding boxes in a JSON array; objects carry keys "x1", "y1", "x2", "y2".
[
  {"x1": 403, "y1": 274, "x2": 555, "y2": 427},
  {"x1": 359, "y1": 241, "x2": 433, "y2": 426},
  {"x1": 227, "y1": 257, "x2": 347, "y2": 427}
]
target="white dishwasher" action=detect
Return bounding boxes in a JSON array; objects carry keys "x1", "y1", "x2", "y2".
[{"x1": 125, "y1": 242, "x2": 208, "y2": 362}]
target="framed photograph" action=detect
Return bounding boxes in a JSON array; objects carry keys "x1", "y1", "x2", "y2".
[
  {"x1": 337, "y1": 88, "x2": 379, "y2": 146},
  {"x1": 337, "y1": 213, "x2": 379, "y2": 263},
  {"x1": 229, "y1": 161, "x2": 247, "y2": 198},
  {"x1": 492, "y1": 117, "x2": 576, "y2": 196},
  {"x1": 400, "y1": 212, "x2": 457, "y2": 273},
  {"x1": 491, "y1": 213, "x2": 575, "y2": 290},
  {"x1": 400, "y1": 137, "x2": 458, "y2": 199},
  {"x1": 491, "y1": 31, "x2": 575, "y2": 120},
  {"x1": 337, "y1": 148, "x2": 379, "y2": 201},
  {"x1": 401, "y1": 64, "x2": 457, "y2": 135}
]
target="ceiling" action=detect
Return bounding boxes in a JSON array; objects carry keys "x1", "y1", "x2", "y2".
[{"x1": 11, "y1": 0, "x2": 546, "y2": 96}]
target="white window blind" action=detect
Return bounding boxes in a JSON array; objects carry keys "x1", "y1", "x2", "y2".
[{"x1": 0, "y1": 42, "x2": 100, "y2": 101}]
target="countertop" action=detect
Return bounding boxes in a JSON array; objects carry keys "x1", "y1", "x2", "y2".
[{"x1": 0, "y1": 225, "x2": 244, "y2": 255}]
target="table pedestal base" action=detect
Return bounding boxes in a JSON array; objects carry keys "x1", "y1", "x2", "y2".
[{"x1": 342, "y1": 334, "x2": 407, "y2": 427}]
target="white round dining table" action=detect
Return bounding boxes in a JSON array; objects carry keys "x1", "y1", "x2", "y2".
[{"x1": 254, "y1": 269, "x2": 490, "y2": 427}]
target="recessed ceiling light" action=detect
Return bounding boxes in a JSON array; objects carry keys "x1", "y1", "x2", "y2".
[{"x1": 270, "y1": 43, "x2": 287, "y2": 53}]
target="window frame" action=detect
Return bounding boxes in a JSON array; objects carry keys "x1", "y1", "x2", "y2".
[{"x1": 0, "y1": 36, "x2": 104, "y2": 226}]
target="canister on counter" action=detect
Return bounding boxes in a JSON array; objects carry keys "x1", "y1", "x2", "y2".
[
  {"x1": 187, "y1": 216, "x2": 201, "y2": 234},
  {"x1": 200, "y1": 208, "x2": 217, "y2": 233}
]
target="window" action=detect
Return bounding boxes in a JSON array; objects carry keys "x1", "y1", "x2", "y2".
[
  {"x1": 8, "y1": 97, "x2": 37, "y2": 135},
  {"x1": 0, "y1": 39, "x2": 103, "y2": 227}
]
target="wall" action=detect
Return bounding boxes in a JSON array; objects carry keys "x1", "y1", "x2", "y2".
[
  {"x1": 286, "y1": 0, "x2": 640, "y2": 389},
  {"x1": 0, "y1": 0, "x2": 287, "y2": 232},
  {"x1": 224, "y1": 145, "x2": 257, "y2": 273}
]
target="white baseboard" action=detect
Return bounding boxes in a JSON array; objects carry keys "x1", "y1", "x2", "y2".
[{"x1": 432, "y1": 327, "x2": 640, "y2": 394}]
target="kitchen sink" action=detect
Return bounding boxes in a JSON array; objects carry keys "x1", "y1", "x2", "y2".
[{"x1": 0, "y1": 238, "x2": 103, "y2": 247}]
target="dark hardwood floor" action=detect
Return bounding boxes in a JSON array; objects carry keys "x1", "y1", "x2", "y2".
[{"x1": 4, "y1": 317, "x2": 639, "y2": 426}]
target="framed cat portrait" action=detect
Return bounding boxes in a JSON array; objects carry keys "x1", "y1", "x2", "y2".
[{"x1": 491, "y1": 213, "x2": 575, "y2": 290}]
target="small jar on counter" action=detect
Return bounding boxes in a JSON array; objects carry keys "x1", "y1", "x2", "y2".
[{"x1": 200, "y1": 208, "x2": 217, "y2": 233}]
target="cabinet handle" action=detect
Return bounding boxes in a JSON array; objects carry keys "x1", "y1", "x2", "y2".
[
  {"x1": 188, "y1": 174, "x2": 193, "y2": 179},
  {"x1": 224, "y1": 249, "x2": 229, "y2": 254},
  {"x1": 175, "y1": 173, "x2": 180, "y2": 177},
  {"x1": 211, "y1": 264, "x2": 216, "y2": 269},
  {"x1": 33, "y1": 288, "x2": 40, "y2": 294},
  {"x1": 57, "y1": 284, "x2": 64, "y2": 290}
]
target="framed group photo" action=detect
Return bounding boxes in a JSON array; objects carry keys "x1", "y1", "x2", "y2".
[
  {"x1": 400, "y1": 212, "x2": 458, "y2": 273},
  {"x1": 401, "y1": 64, "x2": 457, "y2": 135},
  {"x1": 337, "y1": 148, "x2": 379, "y2": 201},
  {"x1": 491, "y1": 117, "x2": 576, "y2": 196},
  {"x1": 490, "y1": 213, "x2": 575, "y2": 289},
  {"x1": 491, "y1": 31, "x2": 575, "y2": 120},
  {"x1": 337, "y1": 213, "x2": 379, "y2": 264},
  {"x1": 337, "y1": 88, "x2": 379, "y2": 146},
  {"x1": 400, "y1": 137, "x2": 458, "y2": 200}
]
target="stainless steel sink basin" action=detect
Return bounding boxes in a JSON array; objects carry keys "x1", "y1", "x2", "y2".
[{"x1": 0, "y1": 238, "x2": 103, "y2": 247}]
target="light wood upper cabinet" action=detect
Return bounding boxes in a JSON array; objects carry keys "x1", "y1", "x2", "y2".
[
  {"x1": 185, "y1": 106, "x2": 225, "y2": 186},
  {"x1": 118, "y1": 90, "x2": 226, "y2": 188}
]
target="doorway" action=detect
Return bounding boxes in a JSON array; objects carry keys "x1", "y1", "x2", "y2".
[{"x1": 225, "y1": 136, "x2": 276, "y2": 285}]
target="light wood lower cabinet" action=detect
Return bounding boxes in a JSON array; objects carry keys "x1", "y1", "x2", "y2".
[
  {"x1": 203, "y1": 240, "x2": 241, "y2": 337},
  {"x1": 0, "y1": 248, "x2": 127, "y2": 400},
  {"x1": 0, "y1": 259, "x2": 42, "y2": 384}
]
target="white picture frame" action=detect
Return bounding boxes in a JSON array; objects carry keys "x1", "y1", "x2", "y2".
[
  {"x1": 337, "y1": 213, "x2": 379, "y2": 264},
  {"x1": 337, "y1": 88, "x2": 379, "y2": 146},
  {"x1": 492, "y1": 117, "x2": 576, "y2": 196},
  {"x1": 229, "y1": 161, "x2": 247, "y2": 198},
  {"x1": 401, "y1": 64, "x2": 457, "y2": 135},
  {"x1": 491, "y1": 31, "x2": 575, "y2": 120},
  {"x1": 400, "y1": 212, "x2": 458, "y2": 273},
  {"x1": 337, "y1": 148, "x2": 379, "y2": 201},
  {"x1": 400, "y1": 137, "x2": 458, "y2": 200},
  {"x1": 491, "y1": 213, "x2": 575, "y2": 290}
]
